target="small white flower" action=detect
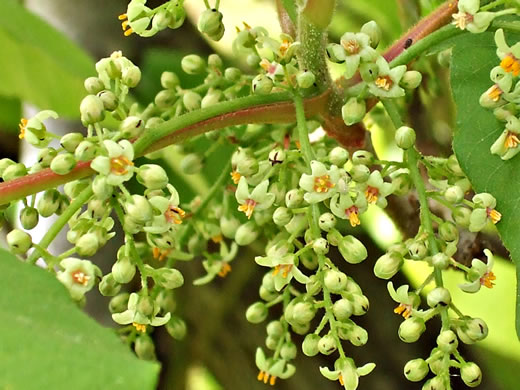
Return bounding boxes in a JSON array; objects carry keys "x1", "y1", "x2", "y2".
[
  {"x1": 299, "y1": 161, "x2": 341, "y2": 204},
  {"x1": 91, "y1": 140, "x2": 135, "y2": 186}
]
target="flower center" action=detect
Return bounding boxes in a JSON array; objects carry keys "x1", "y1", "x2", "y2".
[
  {"x1": 452, "y1": 12, "x2": 473, "y2": 30},
  {"x1": 339, "y1": 374, "x2": 344, "y2": 386},
  {"x1": 218, "y1": 262, "x2": 232, "y2": 278},
  {"x1": 18, "y1": 118, "x2": 28, "y2": 140},
  {"x1": 153, "y1": 247, "x2": 170, "y2": 261},
  {"x1": 394, "y1": 303, "x2": 413, "y2": 319},
  {"x1": 342, "y1": 39, "x2": 360, "y2": 55},
  {"x1": 133, "y1": 322, "x2": 147, "y2": 333},
  {"x1": 257, "y1": 371, "x2": 277, "y2": 386},
  {"x1": 279, "y1": 39, "x2": 291, "y2": 57},
  {"x1": 110, "y1": 156, "x2": 133, "y2": 176},
  {"x1": 238, "y1": 199, "x2": 257, "y2": 219},
  {"x1": 375, "y1": 75, "x2": 393, "y2": 91},
  {"x1": 500, "y1": 54, "x2": 520, "y2": 76},
  {"x1": 480, "y1": 271, "x2": 496, "y2": 289},
  {"x1": 486, "y1": 207, "x2": 502, "y2": 224},
  {"x1": 71, "y1": 270, "x2": 90, "y2": 286},
  {"x1": 313, "y1": 174, "x2": 334, "y2": 193},
  {"x1": 365, "y1": 186, "x2": 379, "y2": 204},
  {"x1": 164, "y1": 205, "x2": 185, "y2": 225},
  {"x1": 230, "y1": 170, "x2": 241, "y2": 184},
  {"x1": 487, "y1": 84, "x2": 503, "y2": 102},
  {"x1": 345, "y1": 206, "x2": 360, "y2": 227},
  {"x1": 211, "y1": 234, "x2": 223, "y2": 243},
  {"x1": 273, "y1": 264, "x2": 293, "y2": 278},
  {"x1": 504, "y1": 131, "x2": 520, "y2": 149}
]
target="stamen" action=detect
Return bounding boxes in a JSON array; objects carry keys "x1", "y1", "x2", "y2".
[
  {"x1": 71, "y1": 270, "x2": 90, "y2": 286},
  {"x1": 345, "y1": 206, "x2": 360, "y2": 227},
  {"x1": 18, "y1": 118, "x2": 28, "y2": 140},
  {"x1": 342, "y1": 39, "x2": 360, "y2": 55},
  {"x1": 110, "y1": 156, "x2": 133, "y2": 175},
  {"x1": 230, "y1": 171, "x2": 241, "y2": 184},
  {"x1": 279, "y1": 40, "x2": 291, "y2": 57},
  {"x1": 365, "y1": 186, "x2": 379, "y2": 204},
  {"x1": 504, "y1": 131, "x2": 520, "y2": 149},
  {"x1": 269, "y1": 376, "x2": 277, "y2": 386},
  {"x1": 124, "y1": 28, "x2": 134, "y2": 37},
  {"x1": 257, "y1": 371, "x2": 264, "y2": 381},
  {"x1": 153, "y1": 247, "x2": 170, "y2": 261},
  {"x1": 487, "y1": 208, "x2": 502, "y2": 224},
  {"x1": 238, "y1": 199, "x2": 257, "y2": 219},
  {"x1": 339, "y1": 374, "x2": 345, "y2": 386},
  {"x1": 394, "y1": 303, "x2": 412, "y2": 319},
  {"x1": 118, "y1": 13, "x2": 128, "y2": 21},
  {"x1": 164, "y1": 205, "x2": 186, "y2": 225},
  {"x1": 375, "y1": 75, "x2": 393, "y2": 91},
  {"x1": 487, "y1": 84, "x2": 503, "y2": 102},
  {"x1": 480, "y1": 271, "x2": 496, "y2": 289},
  {"x1": 313, "y1": 174, "x2": 335, "y2": 193},
  {"x1": 211, "y1": 234, "x2": 223, "y2": 244},
  {"x1": 133, "y1": 323, "x2": 147, "y2": 333},
  {"x1": 452, "y1": 12, "x2": 473, "y2": 30},
  {"x1": 218, "y1": 263, "x2": 232, "y2": 277},
  {"x1": 501, "y1": 54, "x2": 520, "y2": 76}
]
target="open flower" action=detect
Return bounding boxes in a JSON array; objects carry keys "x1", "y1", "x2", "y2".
[
  {"x1": 358, "y1": 171, "x2": 393, "y2": 208},
  {"x1": 368, "y1": 56, "x2": 406, "y2": 99},
  {"x1": 387, "y1": 282, "x2": 420, "y2": 319},
  {"x1": 340, "y1": 32, "x2": 377, "y2": 78},
  {"x1": 235, "y1": 177, "x2": 275, "y2": 219},
  {"x1": 91, "y1": 140, "x2": 135, "y2": 186},
  {"x1": 459, "y1": 249, "x2": 496, "y2": 293},
  {"x1": 320, "y1": 358, "x2": 375, "y2": 390},
  {"x1": 490, "y1": 115, "x2": 520, "y2": 160},
  {"x1": 57, "y1": 258, "x2": 101, "y2": 301},
  {"x1": 112, "y1": 292, "x2": 171, "y2": 332},
  {"x1": 193, "y1": 241, "x2": 239, "y2": 285},
  {"x1": 480, "y1": 66, "x2": 513, "y2": 108},
  {"x1": 452, "y1": 0, "x2": 496, "y2": 33},
  {"x1": 255, "y1": 348, "x2": 296, "y2": 386},
  {"x1": 469, "y1": 193, "x2": 501, "y2": 232},
  {"x1": 299, "y1": 161, "x2": 341, "y2": 203},
  {"x1": 330, "y1": 192, "x2": 368, "y2": 227},
  {"x1": 18, "y1": 110, "x2": 58, "y2": 148},
  {"x1": 495, "y1": 29, "x2": 520, "y2": 77},
  {"x1": 145, "y1": 184, "x2": 185, "y2": 234},
  {"x1": 256, "y1": 33, "x2": 301, "y2": 63}
]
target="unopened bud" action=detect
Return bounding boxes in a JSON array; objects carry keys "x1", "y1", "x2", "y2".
[
  {"x1": 318, "y1": 334, "x2": 337, "y2": 355},
  {"x1": 342, "y1": 97, "x2": 366, "y2": 126},
  {"x1": 398, "y1": 317, "x2": 426, "y2": 343},
  {"x1": 7, "y1": 229, "x2": 32, "y2": 254},
  {"x1": 296, "y1": 70, "x2": 316, "y2": 89},
  {"x1": 404, "y1": 358, "x2": 429, "y2": 382},
  {"x1": 400, "y1": 71, "x2": 422, "y2": 89},
  {"x1": 461, "y1": 362, "x2": 482, "y2": 387},
  {"x1": 374, "y1": 252, "x2": 403, "y2": 279},
  {"x1": 339, "y1": 235, "x2": 367, "y2": 264},
  {"x1": 181, "y1": 54, "x2": 206, "y2": 75},
  {"x1": 137, "y1": 164, "x2": 168, "y2": 190},
  {"x1": 80, "y1": 95, "x2": 105, "y2": 124},
  {"x1": 427, "y1": 287, "x2": 451, "y2": 307},
  {"x1": 395, "y1": 126, "x2": 416, "y2": 149},
  {"x1": 323, "y1": 269, "x2": 348, "y2": 293},
  {"x1": 361, "y1": 20, "x2": 382, "y2": 48},
  {"x1": 252, "y1": 74, "x2": 273, "y2": 95},
  {"x1": 246, "y1": 301, "x2": 268, "y2": 323}
]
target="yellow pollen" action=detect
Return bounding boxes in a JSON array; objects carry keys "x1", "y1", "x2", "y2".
[
  {"x1": 394, "y1": 303, "x2": 412, "y2": 319},
  {"x1": 339, "y1": 374, "x2": 344, "y2": 386},
  {"x1": 501, "y1": 54, "x2": 520, "y2": 76},
  {"x1": 279, "y1": 40, "x2": 291, "y2": 57},
  {"x1": 375, "y1": 75, "x2": 393, "y2": 91},
  {"x1": 260, "y1": 58, "x2": 271, "y2": 72},
  {"x1": 110, "y1": 156, "x2": 133, "y2": 175},
  {"x1": 480, "y1": 271, "x2": 496, "y2": 289},
  {"x1": 365, "y1": 186, "x2": 379, "y2": 204},
  {"x1": 71, "y1": 270, "x2": 90, "y2": 286},
  {"x1": 313, "y1": 174, "x2": 334, "y2": 193},
  {"x1": 487, "y1": 84, "x2": 503, "y2": 102},
  {"x1": 230, "y1": 171, "x2": 241, "y2": 184},
  {"x1": 487, "y1": 208, "x2": 501, "y2": 224},
  {"x1": 153, "y1": 247, "x2": 170, "y2": 261},
  {"x1": 504, "y1": 131, "x2": 520, "y2": 149},
  {"x1": 238, "y1": 199, "x2": 256, "y2": 219},
  {"x1": 122, "y1": 20, "x2": 129, "y2": 30},
  {"x1": 124, "y1": 28, "x2": 134, "y2": 37},
  {"x1": 243, "y1": 22, "x2": 252, "y2": 30},
  {"x1": 295, "y1": 140, "x2": 301, "y2": 150},
  {"x1": 342, "y1": 39, "x2": 360, "y2": 55},
  {"x1": 211, "y1": 234, "x2": 223, "y2": 244},
  {"x1": 133, "y1": 323, "x2": 147, "y2": 333},
  {"x1": 165, "y1": 205, "x2": 185, "y2": 225},
  {"x1": 273, "y1": 264, "x2": 293, "y2": 278},
  {"x1": 346, "y1": 206, "x2": 360, "y2": 227},
  {"x1": 18, "y1": 118, "x2": 28, "y2": 140},
  {"x1": 218, "y1": 263, "x2": 232, "y2": 278},
  {"x1": 118, "y1": 13, "x2": 128, "y2": 21},
  {"x1": 452, "y1": 12, "x2": 473, "y2": 30}
]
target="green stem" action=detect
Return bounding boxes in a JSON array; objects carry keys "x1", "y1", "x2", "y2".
[{"x1": 27, "y1": 186, "x2": 93, "y2": 264}]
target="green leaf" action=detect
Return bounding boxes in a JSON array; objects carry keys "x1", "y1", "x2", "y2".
[
  {"x1": 0, "y1": 95, "x2": 21, "y2": 131},
  {"x1": 0, "y1": 248, "x2": 160, "y2": 390},
  {"x1": 0, "y1": 0, "x2": 94, "y2": 118},
  {"x1": 450, "y1": 31, "x2": 520, "y2": 339}
]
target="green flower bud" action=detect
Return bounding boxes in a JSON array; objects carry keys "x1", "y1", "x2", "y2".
[
  {"x1": 246, "y1": 301, "x2": 268, "y2": 323},
  {"x1": 273, "y1": 207, "x2": 292, "y2": 226},
  {"x1": 437, "y1": 330, "x2": 458, "y2": 353},
  {"x1": 305, "y1": 274, "x2": 322, "y2": 295},
  {"x1": 181, "y1": 54, "x2": 206, "y2": 75},
  {"x1": 459, "y1": 317, "x2": 488, "y2": 343},
  {"x1": 155, "y1": 89, "x2": 177, "y2": 109},
  {"x1": 7, "y1": 229, "x2": 32, "y2": 254},
  {"x1": 155, "y1": 289, "x2": 176, "y2": 313},
  {"x1": 296, "y1": 70, "x2": 316, "y2": 89},
  {"x1": 183, "y1": 91, "x2": 202, "y2": 111},
  {"x1": 0, "y1": 158, "x2": 15, "y2": 176},
  {"x1": 453, "y1": 206, "x2": 471, "y2": 228},
  {"x1": 447, "y1": 154, "x2": 463, "y2": 176},
  {"x1": 198, "y1": 9, "x2": 224, "y2": 41},
  {"x1": 224, "y1": 67, "x2": 241, "y2": 82},
  {"x1": 324, "y1": 269, "x2": 347, "y2": 293},
  {"x1": 136, "y1": 164, "x2": 168, "y2": 190},
  {"x1": 73, "y1": 141, "x2": 96, "y2": 162},
  {"x1": 135, "y1": 334, "x2": 156, "y2": 360},
  {"x1": 438, "y1": 221, "x2": 458, "y2": 242},
  {"x1": 455, "y1": 178, "x2": 471, "y2": 193},
  {"x1": 84, "y1": 76, "x2": 105, "y2": 94},
  {"x1": 339, "y1": 235, "x2": 368, "y2": 264},
  {"x1": 80, "y1": 95, "x2": 105, "y2": 124},
  {"x1": 180, "y1": 153, "x2": 203, "y2": 175},
  {"x1": 461, "y1": 362, "x2": 482, "y2": 387},
  {"x1": 374, "y1": 252, "x2": 403, "y2": 279},
  {"x1": 326, "y1": 43, "x2": 346, "y2": 63},
  {"x1": 444, "y1": 186, "x2": 464, "y2": 204},
  {"x1": 360, "y1": 62, "x2": 379, "y2": 82},
  {"x1": 351, "y1": 294, "x2": 370, "y2": 316},
  {"x1": 350, "y1": 164, "x2": 370, "y2": 182},
  {"x1": 166, "y1": 316, "x2": 187, "y2": 340},
  {"x1": 252, "y1": 74, "x2": 273, "y2": 95},
  {"x1": 201, "y1": 89, "x2": 223, "y2": 109},
  {"x1": 112, "y1": 256, "x2": 136, "y2": 284},
  {"x1": 92, "y1": 176, "x2": 113, "y2": 200},
  {"x1": 317, "y1": 213, "x2": 336, "y2": 232},
  {"x1": 97, "y1": 90, "x2": 119, "y2": 112},
  {"x1": 395, "y1": 126, "x2": 416, "y2": 149},
  {"x1": 2, "y1": 163, "x2": 27, "y2": 181},
  {"x1": 217, "y1": 215, "x2": 238, "y2": 238},
  {"x1": 265, "y1": 335, "x2": 278, "y2": 350},
  {"x1": 423, "y1": 376, "x2": 446, "y2": 390},
  {"x1": 408, "y1": 240, "x2": 427, "y2": 260},
  {"x1": 404, "y1": 358, "x2": 429, "y2": 382},
  {"x1": 280, "y1": 342, "x2": 297, "y2": 360},
  {"x1": 109, "y1": 293, "x2": 130, "y2": 314},
  {"x1": 266, "y1": 320, "x2": 284, "y2": 338},
  {"x1": 400, "y1": 71, "x2": 422, "y2": 89},
  {"x1": 122, "y1": 65, "x2": 141, "y2": 88},
  {"x1": 285, "y1": 189, "x2": 304, "y2": 208},
  {"x1": 246, "y1": 53, "x2": 261, "y2": 68},
  {"x1": 155, "y1": 268, "x2": 184, "y2": 289},
  {"x1": 285, "y1": 214, "x2": 308, "y2": 235},
  {"x1": 391, "y1": 172, "x2": 412, "y2": 196},
  {"x1": 318, "y1": 334, "x2": 337, "y2": 355},
  {"x1": 137, "y1": 295, "x2": 155, "y2": 317},
  {"x1": 348, "y1": 325, "x2": 368, "y2": 346},
  {"x1": 268, "y1": 148, "x2": 285, "y2": 165},
  {"x1": 437, "y1": 49, "x2": 452, "y2": 68},
  {"x1": 125, "y1": 195, "x2": 153, "y2": 224},
  {"x1": 259, "y1": 285, "x2": 278, "y2": 301},
  {"x1": 235, "y1": 221, "x2": 259, "y2": 246},
  {"x1": 302, "y1": 334, "x2": 320, "y2": 356},
  {"x1": 431, "y1": 253, "x2": 449, "y2": 270},
  {"x1": 60, "y1": 133, "x2": 84, "y2": 153},
  {"x1": 37, "y1": 189, "x2": 61, "y2": 217},
  {"x1": 342, "y1": 97, "x2": 366, "y2": 125},
  {"x1": 352, "y1": 150, "x2": 374, "y2": 166},
  {"x1": 289, "y1": 301, "x2": 316, "y2": 325},
  {"x1": 361, "y1": 21, "x2": 382, "y2": 48},
  {"x1": 160, "y1": 71, "x2": 180, "y2": 90},
  {"x1": 398, "y1": 317, "x2": 426, "y2": 343},
  {"x1": 50, "y1": 153, "x2": 76, "y2": 175},
  {"x1": 75, "y1": 232, "x2": 100, "y2": 256},
  {"x1": 99, "y1": 273, "x2": 121, "y2": 296},
  {"x1": 427, "y1": 287, "x2": 451, "y2": 307},
  {"x1": 329, "y1": 147, "x2": 349, "y2": 166},
  {"x1": 20, "y1": 207, "x2": 39, "y2": 230},
  {"x1": 312, "y1": 238, "x2": 329, "y2": 255},
  {"x1": 333, "y1": 298, "x2": 354, "y2": 321}
]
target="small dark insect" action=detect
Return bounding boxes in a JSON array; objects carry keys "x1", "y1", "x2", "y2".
[{"x1": 404, "y1": 38, "x2": 413, "y2": 49}]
